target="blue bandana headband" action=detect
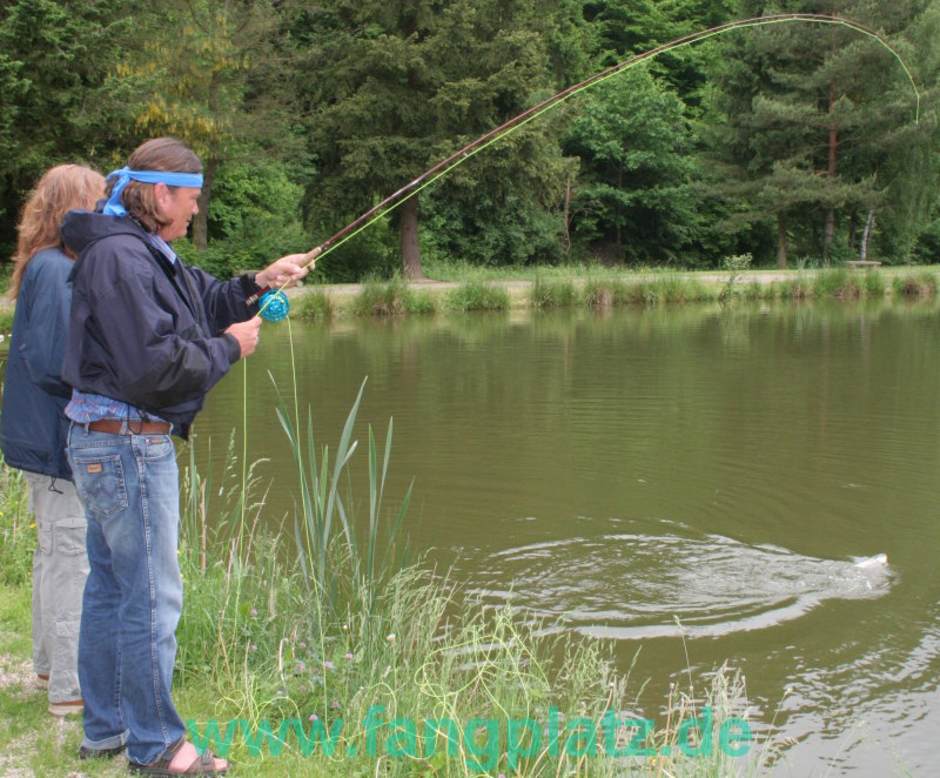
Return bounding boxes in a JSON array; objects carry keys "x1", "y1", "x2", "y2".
[{"x1": 103, "y1": 167, "x2": 204, "y2": 217}]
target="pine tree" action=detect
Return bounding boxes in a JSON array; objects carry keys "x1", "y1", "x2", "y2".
[
  {"x1": 295, "y1": 0, "x2": 572, "y2": 277},
  {"x1": 703, "y1": 0, "x2": 936, "y2": 266}
]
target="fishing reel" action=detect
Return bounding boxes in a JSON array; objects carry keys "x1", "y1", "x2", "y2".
[{"x1": 258, "y1": 290, "x2": 290, "y2": 323}]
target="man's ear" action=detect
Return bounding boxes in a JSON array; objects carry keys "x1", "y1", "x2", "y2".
[{"x1": 153, "y1": 181, "x2": 170, "y2": 205}]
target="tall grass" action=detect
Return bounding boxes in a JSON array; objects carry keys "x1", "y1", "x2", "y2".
[
  {"x1": 0, "y1": 438, "x2": 772, "y2": 777},
  {"x1": 771, "y1": 277, "x2": 813, "y2": 300},
  {"x1": 862, "y1": 271, "x2": 885, "y2": 297},
  {"x1": 167, "y1": 379, "x2": 773, "y2": 776},
  {"x1": 294, "y1": 291, "x2": 335, "y2": 321},
  {"x1": 892, "y1": 272, "x2": 938, "y2": 298},
  {"x1": 813, "y1": 269, "x2": 862, "y2": 300},
  {"x1": 446, "y1": 282, "x2": 511, "y2": 312},
  {"x1": 531, "y1": 277, "x2": 578, "y2": 309},
  {"x1": 272, "y1": 377, "x2": 412, "y2": 622},
  {"x1": 584, "y1": 276, "x2": 716, "y2": 307},
  {"x1": 351, "y1": 277, "x2": 437, "y2": 316},
  {"x1": 0, "y1": 458, "x2": 31, "y2": 586},
  {"x1": 0, "y1": 395, "x2": 772, "y2": 775}
]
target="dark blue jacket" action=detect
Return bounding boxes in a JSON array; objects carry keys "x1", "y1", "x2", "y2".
[
  {"x1": 0, "y1": 248, "x2": 75, "y2": 479},
  {"x1": 60, "y1": 211, "x2": 261, "y2": 438}
]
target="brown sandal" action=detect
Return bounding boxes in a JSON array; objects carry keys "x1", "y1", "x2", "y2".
[{"x1": 128, "y1": 739, "x2": 229, "y2": 776}]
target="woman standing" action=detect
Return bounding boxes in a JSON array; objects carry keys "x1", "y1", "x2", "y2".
[{"x1": 0, "y1": 164, "x2": 106, "y2": 717}]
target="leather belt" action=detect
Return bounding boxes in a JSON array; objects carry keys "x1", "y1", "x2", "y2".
[{"x1": 86, "y1": 419, "x2": 172, "y2": 435}]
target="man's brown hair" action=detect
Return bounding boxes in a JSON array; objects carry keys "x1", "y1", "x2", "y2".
[{"x1": 110, "y1": 137, "x2": 202, "y2": 233}]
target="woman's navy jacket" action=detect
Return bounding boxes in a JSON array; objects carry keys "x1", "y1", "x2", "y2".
[
  {"x1": 0, "y1": 248, "x2": 75, "y2": 479},
  {"x1": 60, "y1": 211, "x2": 261, "y2": 439}
]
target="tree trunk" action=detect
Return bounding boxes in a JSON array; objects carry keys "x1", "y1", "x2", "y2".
[
  {"x1": 777, "y1": 214, "x2": 788, "y2": 269},
  {"x1": 824, "y1": 82, "x2": 838, "y2": 261},
  {"x1": 192, "y1": 157, "x2": 217, "y2": 251},
  {"x1": 860, "y1": 209, "x2": 876, "y2": 261},
  {"x1": 400, "y1": 196, "x2": 424, "y2": 280},
  {"x1": 562, "y1": 176, "x2": 573, "y2": 257},
  {"x1": 615, "y1": 168, "x2": 623, "y2": 250}
]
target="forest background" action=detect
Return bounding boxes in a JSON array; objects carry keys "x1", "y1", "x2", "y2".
[{"x1": 1, "y1": 0, "x2": 939, "y2": 283}]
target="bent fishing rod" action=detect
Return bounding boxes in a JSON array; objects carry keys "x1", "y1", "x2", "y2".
[{"x1": 251, "y1": 12, "x2": 920, "y2": 320}]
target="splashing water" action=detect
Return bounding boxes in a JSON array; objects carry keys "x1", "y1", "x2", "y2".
[{"x1": 468, "y1": 522, "x2": 892, "y2": 639}]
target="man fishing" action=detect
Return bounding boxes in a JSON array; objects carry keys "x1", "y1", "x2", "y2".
[{"x1": 60, "y1": 137, "x2": 306, "y2": 776}]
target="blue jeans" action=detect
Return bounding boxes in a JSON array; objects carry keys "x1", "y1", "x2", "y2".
[{"x1": 67, "y1": 424, "x2": 185, "y2": 765}]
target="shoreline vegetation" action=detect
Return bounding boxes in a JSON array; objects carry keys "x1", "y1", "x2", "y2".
[
  {"x1": 0, "y1": 384, "x2": 785, "y2": 776},
  {"x1": 1, "y1": 265, "x2": 938, "y2": 334},
  {"x1": 295, "y1": 264, "x2": 939, "y2": 321}
]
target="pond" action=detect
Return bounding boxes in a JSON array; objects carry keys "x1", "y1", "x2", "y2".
[{"x1": 35, "y1": 298, "x2": 940, "y2": 774}]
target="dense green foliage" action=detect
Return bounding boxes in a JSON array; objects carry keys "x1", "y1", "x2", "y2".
[{"x1": 1, "y1": 0, "x2": 937, "y2": 278}]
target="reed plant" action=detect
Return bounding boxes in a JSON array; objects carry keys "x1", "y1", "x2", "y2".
[
  {"x1": 404, "y1": 289, "x2": 437, "y2": 314},
  {"x1": 531, "y1": 277, "x2": 578, "y2": 309},
  {"x1": 294, "y1": 291, "x2": 334, "y2": 321},
  {"x1": 813, "y1": 269, "x2": 862, "y2": 300},
  {"x1": 351, "y1": 277, "x2": 438, "y2": 316},
  {"x1": 892, "y1": 272, "x2": 938, "y2": 298},
  {"x1": 772, "y1": 277, "x2": 813, "y2": 300},
  {"x1": 350, "y1": 277, "x2": 410, "y2": 316},
  {"x1": 650, "y1": 276, "x2": 713, "y2": 304},
  {"x1": 446, "y1": 281, "x2": 511, "y2": 312},
  {"x1": 584, "y1": 279, "x2": 625, "y2": 307},
  {"x1": 862, "y1": 271, "x2": 886, "y2": 298}
]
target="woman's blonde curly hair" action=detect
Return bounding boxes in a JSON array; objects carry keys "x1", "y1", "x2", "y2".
[{"x1": 8, "y1": 164, "x2": 105, "y2": 301}]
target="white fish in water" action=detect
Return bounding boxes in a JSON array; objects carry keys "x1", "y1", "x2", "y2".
[{"x1": 854, "y1": 553, "x2": 888, "y2": 569}]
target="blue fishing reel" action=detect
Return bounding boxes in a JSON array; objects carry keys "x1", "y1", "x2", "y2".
[{"x1": 258, "y1": 290, "x2": 290, "y2": 323}]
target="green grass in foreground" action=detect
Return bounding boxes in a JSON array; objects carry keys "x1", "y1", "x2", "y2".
[{"x1": 0, "y1": 384, "x2": 781, "y2": 775}]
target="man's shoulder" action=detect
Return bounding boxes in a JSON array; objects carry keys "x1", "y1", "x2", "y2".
[{"x1": 78, "y1": 230, "x2": 160, "y2": 281}]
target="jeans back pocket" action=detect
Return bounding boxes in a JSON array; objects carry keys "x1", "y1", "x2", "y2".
[{"x1": 71, "y1": 454, "x2": 129, "y2": 520}]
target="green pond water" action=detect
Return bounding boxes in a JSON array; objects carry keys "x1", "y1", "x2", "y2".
[
  {"x1": 189, "y1": 299, "x2": 939, "y2": 775},
  {"x1": 19, "y1": 298, "x2": 940, "y2": 774}
]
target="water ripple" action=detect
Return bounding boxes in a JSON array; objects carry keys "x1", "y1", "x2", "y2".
[{"x1": 468, "y1": 527, "x2": 892, "y2": 639}]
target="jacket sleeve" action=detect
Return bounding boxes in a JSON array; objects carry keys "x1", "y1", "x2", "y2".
[
  {"x1": 20, "y1": 255, "x2": 72, "y2": 399},
  {"x1": 82, "y1": 245, "x2": 240, "y2": 409},
  {"x1": 183, "y1": 265, "x2": 262, "y2": 333}
]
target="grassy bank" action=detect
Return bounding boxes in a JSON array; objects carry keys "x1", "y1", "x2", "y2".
[
  {"x1": 1, "y1": 267, "x2": 938, "y2": 333},
  {"x1": 0, "y1": 386, "x2": 777, "y2": 776},
  {"x1": 293, "y1": 267, "x2": 940, "y2": 323}
]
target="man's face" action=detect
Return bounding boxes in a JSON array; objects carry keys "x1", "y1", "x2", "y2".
[{"x1": 156, "y1": 184, "x2": 201, "y2": 241}]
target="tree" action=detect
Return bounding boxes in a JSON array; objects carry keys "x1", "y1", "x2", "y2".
[
  {"x1": 564, "y1": 67, "x2": 702, "y2": 263},
  {"x1": 702, "y1": 0, "x2": 936, "y2": 266},
  {"x1": 296, "y1": 0, "x2": 573, "y2": 278},
  {"x1": 119, "y1": 0, "x2": 295, "y2": 249},
  {"x1": 0, "y1": 0, "x2": 134, "y2": 254}
]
